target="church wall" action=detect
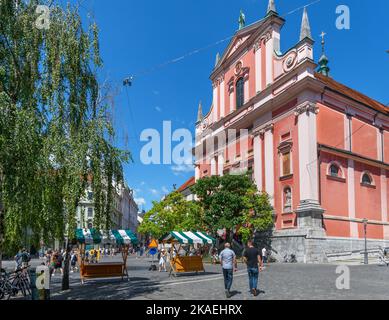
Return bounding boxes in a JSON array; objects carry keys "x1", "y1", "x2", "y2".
[
  {"x1": 199, "y1": 163, "x2": 211, "y2": 179},
  {"x1": 354, "y1": 162, "x2": 383, "y2": 240},
  {"x1": 223, "y1": 66, "x2": 234, "y2": 116},
  {"x1": 317, "y1": 103, "x2": 345, "y2": 150},
  {"x1": 273, "y1": 112, "x2": 300, "y2": 231},
  {"x1": 242, "y1": 48, "x2": 257, "y2": 100},
  {"x1": 319, "y1": 152, "x2": 350, "y2": 237},
  {"x1": 352, "y1": 117, "x2": 378, "y2": 160},
  {"x1": 219, "y1": 47, "x2": 257, "y2": 119}
]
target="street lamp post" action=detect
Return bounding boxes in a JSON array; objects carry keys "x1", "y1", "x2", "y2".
[{"x1": 362, "y1": 218, "x2": 368, "y2": 265}]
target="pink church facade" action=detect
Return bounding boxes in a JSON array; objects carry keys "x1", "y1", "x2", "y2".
[{"x1": 193, "y1": 2, "x2": 389, "y2": 262}]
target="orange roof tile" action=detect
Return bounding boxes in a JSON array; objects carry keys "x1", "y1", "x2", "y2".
[
  {"x1": 177, "y1": 176, "x2": 195, "y2": 192},
  {"x1": 315, "y1": 72, "x2": 388, "y2": 115}
]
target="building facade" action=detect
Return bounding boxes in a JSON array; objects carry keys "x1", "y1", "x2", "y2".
[
  {"x1": 76, "y1": 183, "x2": 139, "y2": 232},
  {"x1": 177, "y1": 177, "x2": 196, "y2": 201},
  {"x1": 194, "y1": 1, "x2": 389, "y2": 262}
]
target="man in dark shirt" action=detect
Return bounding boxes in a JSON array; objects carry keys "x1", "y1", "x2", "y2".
[{"x1": 243, "y1": 240, "x2": 263, "y2": 296}]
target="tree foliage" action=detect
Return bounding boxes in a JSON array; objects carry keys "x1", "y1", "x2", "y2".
[
  {"x1": 138, "y1": 191, "x2": 204, "y2": 239},
  {"x1": 191, "y1": 174, "x2": 273, "y2": 243},
  {"x1": 0, "y1": 0, "x2": 129, "y2": 257}
]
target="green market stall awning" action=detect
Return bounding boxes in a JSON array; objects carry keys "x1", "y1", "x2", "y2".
[
  {"x1": 76, "y1": 229, "x2": 138, "y2": 245},
  {"x1": 161, "y1": 231, "x2": 216, "y2": 245}
]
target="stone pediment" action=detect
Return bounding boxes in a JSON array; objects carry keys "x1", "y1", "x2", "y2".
[
  {"x1": 215, "y1": 20, "x2": 266, "y2": 71},
  {"x1": 226, "y1": 35, "x2": 251, "y2": 59}
]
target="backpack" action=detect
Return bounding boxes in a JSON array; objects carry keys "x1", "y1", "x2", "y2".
[
  {"x1": 57, "y1": 254, "x2": 63, "y2": 263},
  {"x1": 21, "y1": 252, "x2": 30, "y2": 263}
]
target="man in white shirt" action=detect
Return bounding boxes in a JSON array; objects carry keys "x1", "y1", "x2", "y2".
[
  {"x1": 262, "y1": 247, "x2": 267, "y2": 264},
  {"x1": 219, "y1": 243, "x2": 237, "y2": 298}
]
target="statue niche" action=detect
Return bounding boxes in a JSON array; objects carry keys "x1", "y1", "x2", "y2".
[{"x1": 283, "y1": 187, "x2": 292, "y2": 213}]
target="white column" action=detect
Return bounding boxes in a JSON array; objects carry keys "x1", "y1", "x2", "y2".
[
  {"x1": 377, "y1": 128, "x2": 383, "y2": 161},
  {"x1": 195, "y1": 166, "x2": 200, "y2": 181},
  {"x1": 211, "y1": 157, "x2": 217, "y2": 176},
  {"x1": 218, "y1": 153, "x2": 224, "y2": 177},
  {"x1": 229, "y1": 88, "x2": 234, "y2": 113},
  {"x1": 272, "y1": 28, "x2": 281, "y2": 54},
  {"x1": 220, "y1": 80, "x2": 225, "y2": 118},
  {"x1": 347, "y1": 159, "x2": 358, "y2": 238},
  {"x1": 381, "y1": 169, "x2": 389, "y2": 239},
  {"x1": 265, "y1": 39, "x2": 273, "y2": 87},
  {"x1": 244, "y1": 78, "x2": 249, "y2": 103},
  {"x1": 255, "y1": 44, "x2": 262, "y2": 93},
  {"x1": 264, "y1": 126, "x2": 274, "y2": 206},
  {"x1": 344, "y1": 114, "x2": 352, "y2": 151},
  {"x1": 213, "y1": 84, "x2": 218, "y2": 122},
  {"x1": 253, "y1": 133, "x2": 263, "y2": 191},
  {"x1": 296, "y1": 102, "x2": 319, "y2": 202}
]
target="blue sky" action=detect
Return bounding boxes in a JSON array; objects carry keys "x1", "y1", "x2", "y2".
[{"x1": 69, "y1": 0, "x2": 389, "y2": 211}]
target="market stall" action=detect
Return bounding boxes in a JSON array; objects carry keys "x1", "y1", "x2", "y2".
[
  {"x1": 75, "y1": 229, "x2": 138, "y2": 284},
  {"x1": 160, "y1": 231, "x2": 216, "y2": 277}
]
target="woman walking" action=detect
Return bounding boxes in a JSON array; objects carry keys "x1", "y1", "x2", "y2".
[{"x1": 159, "y1": 249, "x2": 167, "y2": 272}]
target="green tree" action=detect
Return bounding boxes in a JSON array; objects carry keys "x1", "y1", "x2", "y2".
[
  {"x1": 138, "y1": 191, "x2": 204, "y2": 239},
  {"x1": 191, "y1": 174, "x2": 273, "y2": 243},
  {"x1": 0, "y1": 0, "x2": 129, "y2": 289}
]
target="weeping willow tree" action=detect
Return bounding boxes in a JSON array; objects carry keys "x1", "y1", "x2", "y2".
[{"x1": 0, "y1": 0, "x2": 130, "y2": 288}]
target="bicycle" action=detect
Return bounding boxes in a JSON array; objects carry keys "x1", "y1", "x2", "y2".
[
  {"x1": 0, "y1": 269, "x2": 19, "y2": 300},
  {"x1": 0, "y1": 266, "x2": 31, "y2": 300},
  {"x1": 283, "y1": 254, "x2": 297, "y2": 263},
  {"x1": 12, "y1": 266, "x2": 31, "y2": 297}
]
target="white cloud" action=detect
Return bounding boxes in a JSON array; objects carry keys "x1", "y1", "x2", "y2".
[
  {"x1": 162, "y1": 186, "x2": 169, "y2": 194},
  {"x1": 134, "y1": 198, "x2": 146, "y2": 207},
  {"x1": 150, "y1": 188, "x2": 159, "y2": 195},
  {"x1": 171, "y1": 163, "x2": 194, "y2": 176}
]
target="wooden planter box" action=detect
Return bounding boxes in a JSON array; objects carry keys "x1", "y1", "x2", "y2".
[
  {"x1": 80, "y1": 262, "x2": 127, "y2": 284},
  {"x1": 170, "y1": 256, "x2": 205, "y2": 276}
]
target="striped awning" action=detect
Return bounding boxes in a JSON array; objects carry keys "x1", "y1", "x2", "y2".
[
  {"x1": 161, "y1": 231, "x2": 216, "y2": 245},
  {"x1": 76, "y1": 229, "x2": 138, "y2": 245}
]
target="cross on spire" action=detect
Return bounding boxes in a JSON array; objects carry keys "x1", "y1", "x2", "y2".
[
  {"x1": 320, "y1": 31, "x2": 326, "y2": 54},
  {"x1": 317, "y1": 31, "x2": 330, "y2": 77}
]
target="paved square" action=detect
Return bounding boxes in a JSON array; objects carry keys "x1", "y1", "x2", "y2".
[{"x1": 3, "y1": 256, "x2": 388, "y2": 300}]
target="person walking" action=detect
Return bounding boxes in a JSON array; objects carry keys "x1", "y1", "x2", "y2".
[
  {"x1": 159, "y1": 249, "x2": 167, "y2": 272},
  {"x1": 219, "y1": 243, "x2": 237, "y2": 299},
  {"x1": 262, "y1": 247, "x2": 267, "y2": 264},
  {"x1": 211, "y1": 247, "x2": 219, "y2": 265},
  {"x1": 14, "y1": 249, "x2": 23, "y2": 270},
  {"x1": 70, "y1": 251, "x2": 78, "y2": 273},
  {"x1": 45, "y1": 250, "x2": 51, "y2": 267},
  {"x1": 243, "y1": 241, "x2": 263, "y2": 297}
]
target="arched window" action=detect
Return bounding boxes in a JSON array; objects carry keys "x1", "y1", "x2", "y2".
[
  {"x1": 329, "y1": 163, "x2": 341, "y2": 178},
  {"x1": 361, "y1": 172, "x2": 373, "y2": 186},
  {"x1": 236, "y1": 77, "x2": 244, "y2": 109}
]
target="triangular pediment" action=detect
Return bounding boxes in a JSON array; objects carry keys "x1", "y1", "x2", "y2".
[
  {"x1": 226, "y1": 35, "x2": 251, "y2": 59},
  {"x1": 212, "y1": 13, "x2": 285, "y2": 78},
  {"x1": 214, "y1": 19, "x2": 266, "y2": 71}
]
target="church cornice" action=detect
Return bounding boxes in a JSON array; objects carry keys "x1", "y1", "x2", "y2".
[
  {"x1": 198, "y1": 65, "x2": 324, "y2": 138},
  {"x1": 294, "y1": 102, "x2": 319, "y2": 116}
]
